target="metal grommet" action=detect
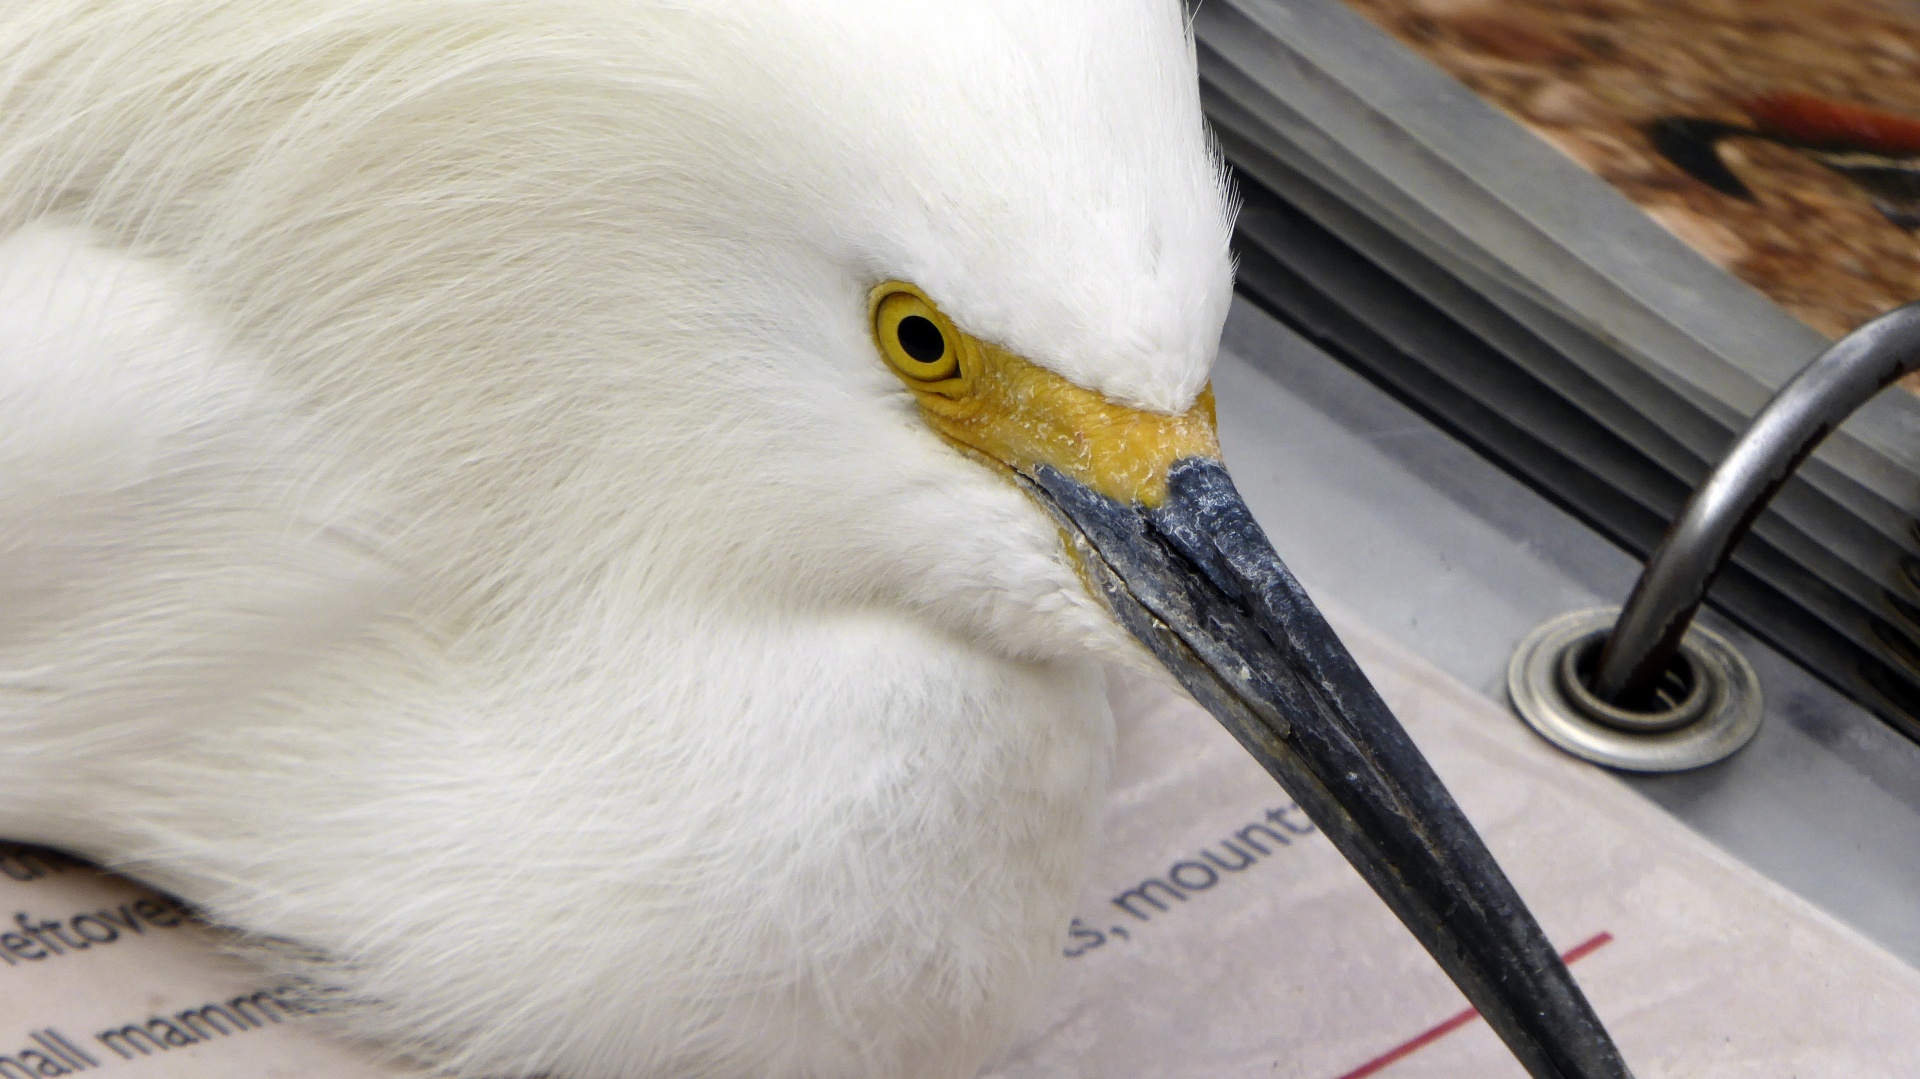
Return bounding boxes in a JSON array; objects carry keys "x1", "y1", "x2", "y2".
[
  {"x1": 1556, "y1": 629, "x2": 1710, "y2": 734},
  {"x1": 1508, "y1": 607, "x2": 1762, "y2": 773}
]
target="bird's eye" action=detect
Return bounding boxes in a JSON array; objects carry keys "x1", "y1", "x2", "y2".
[{"x1": 874, "y1": 290, "x2": 962, "y2": 383}]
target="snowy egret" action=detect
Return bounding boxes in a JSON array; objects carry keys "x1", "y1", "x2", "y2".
[{"x1": 0, "y1": 2, "x2": 1628, "y2": 1077}]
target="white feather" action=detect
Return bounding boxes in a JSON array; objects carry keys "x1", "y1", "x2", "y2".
[{"x1": 0, "y1": 3, "x2": 1234, "y2": 1076}]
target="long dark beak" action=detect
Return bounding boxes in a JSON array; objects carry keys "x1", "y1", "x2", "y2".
[{"x1": 1021, "y1": 456, "x2": 1632, "y2": 1079}]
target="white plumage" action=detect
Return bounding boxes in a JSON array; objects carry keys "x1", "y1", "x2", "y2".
[{"x1": 0, "y1": 3, "x2": 1233, "y2": 1077}]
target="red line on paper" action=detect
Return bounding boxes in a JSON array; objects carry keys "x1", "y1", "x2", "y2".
[
  {"x1": 1557, "y1": 931, "x2": 1615, "y2": 966},
  {"x1": 1332, "y1": 931, "x2": 1615, "y2": 1079}
]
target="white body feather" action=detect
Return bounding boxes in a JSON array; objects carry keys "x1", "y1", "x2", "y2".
[{"x1": 0, "y1": 3, "x2": 1233, "y2": 1076}]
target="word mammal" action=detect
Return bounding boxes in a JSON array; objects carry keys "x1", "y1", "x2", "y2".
[{"x1": 93, "y1": 986, "x2": 320, "y2": 1061}]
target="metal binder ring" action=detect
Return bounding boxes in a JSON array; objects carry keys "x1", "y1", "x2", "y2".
[
  {"x1": 1510, "y1": 608, "x2": 1761, "y2": 772},
  {"x1": 1511, "y1": 301, "x2": 1920, "y2": 772}
]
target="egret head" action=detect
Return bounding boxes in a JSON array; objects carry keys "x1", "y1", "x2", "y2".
[{"x1": 590, "y1": 0, "x2": 1241, "y2": 670}]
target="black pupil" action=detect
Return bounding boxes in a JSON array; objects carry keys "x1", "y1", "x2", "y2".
[{"x1": 897, "y1": 315, "x2": 946, "y2": 364}]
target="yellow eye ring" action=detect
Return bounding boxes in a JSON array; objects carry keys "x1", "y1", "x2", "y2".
[{"x1": 873, "y1": 288, "x2": 962, "y2": 385}]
